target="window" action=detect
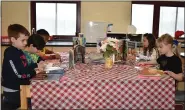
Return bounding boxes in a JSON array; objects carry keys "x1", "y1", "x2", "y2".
[
  {"x1": 132, "y1": 1, "x2": 185, "y2": 38},
  {"x1": 176, "y1": 7, "x2": 184, "y2": 38},
  {"x1": 159, "y1": 7, "x2": 184, "y2": 37},
  {"x1": 159, "y1": 7, "x2": 177, "y2": 36},
  {"x1": 31, "y1": 1, "x2": 81, "y2": 40},
  {"x1": 132, "y1": 4, "x2": 154, "y2": 34},
  {"x1": 36, "y1": 3, "x2": 56, "y2": 35}
]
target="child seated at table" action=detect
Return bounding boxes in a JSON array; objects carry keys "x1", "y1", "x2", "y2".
[
  {"x1": 138, "y1": 34, "x2": 183, "y2": 80},
  {"x1": 138, "y1": 33, "x2": 159, "y2": 61},
  {"x1": 36, "y1": 29, "x2": 61, "y2": 59},
  {"x1": 23, "y1": 34, "x2": 46, "y2": 66},
  {"x1": 1, "y1": 24, "x2": 45, "y2": 110}
]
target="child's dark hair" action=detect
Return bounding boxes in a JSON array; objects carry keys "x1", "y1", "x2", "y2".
[
  {"x1": 8, "y1": 24, "x2": 30, "y2": 39},
  {"x1": 36, "y1": 29, "x2": 50, "y2": 42},
  {"x1": 27, "y1": 34, "x2": 46, "y2": 50},
  {"x1": 143, "y1": 33, "x2": 157, "y2": 56},
  {"x1": 36, "y1": 29, "x2": 50, "y2": 36}
]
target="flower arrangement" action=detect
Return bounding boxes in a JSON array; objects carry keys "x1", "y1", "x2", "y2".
[{"x1": 100, "y1": 37, "x2": 120, "y2": 58}]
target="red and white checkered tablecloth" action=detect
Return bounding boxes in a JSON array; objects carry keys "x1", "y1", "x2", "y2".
[{"x1": 31, "y1": 63, "x2": 175, "y2": 109}]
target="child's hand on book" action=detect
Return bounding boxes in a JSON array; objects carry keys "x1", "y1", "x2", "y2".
[
  {"x1": 36, "y1": 51, "x2": 45, "y2": 57},
  {"x1": 164, "y1": 71, "x2": 175, "y2": 77},
  {"x1": 55, "y1": 53, "x2": 61, "y2": 59},
  {"x1": 35, "y1": 68, "x2": 43, "y2": 74},
  {"x1": 35, "y1": 68, "x2": 40, "y2": 74},
  {"x1": 37, "y1": 61, "x2": 46, "y2": 71}
]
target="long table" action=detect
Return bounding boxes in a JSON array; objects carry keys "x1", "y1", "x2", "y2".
[{"x1": 31, "y1": 62, "x2": 175, "y2": 109}]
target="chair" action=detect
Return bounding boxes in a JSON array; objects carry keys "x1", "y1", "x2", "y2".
[
  {"x1": 126, "y1": 25, "x2": 137, "y2": 41},
  {"x1": 124, "y1": 40, "x2": 137, "y2": 65},
  {"x1": 20, "y1": 85, "x2": 31, "y2": 109},
  {"x1": 127, "y1": 25, "x2": 137, "y2": 34},
  {"x1": 175, "y1": 103, "x2": 184, "y2": 110},
  {"x1": 126, "y1": 40, "x2": 137, "y2": 50}
]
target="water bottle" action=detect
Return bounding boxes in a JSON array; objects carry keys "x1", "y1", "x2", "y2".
[{"x1": 32, "y1": 28, "x2": 36, "y2": 34}]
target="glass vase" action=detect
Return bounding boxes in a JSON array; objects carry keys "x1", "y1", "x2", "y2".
[{"x1": 105, "y1": 55, "x2": 113, "y2": 69}]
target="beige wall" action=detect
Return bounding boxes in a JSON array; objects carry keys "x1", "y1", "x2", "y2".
[
  {"x1": 81, "y1": 2, "x2": 131, "y2": 33},
  {"x1": 1, "y1": 1, "x2": 131, "y2": 36},
  {"x1": 1, "y1": 1, "x2": 31, "y2": 35}
]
